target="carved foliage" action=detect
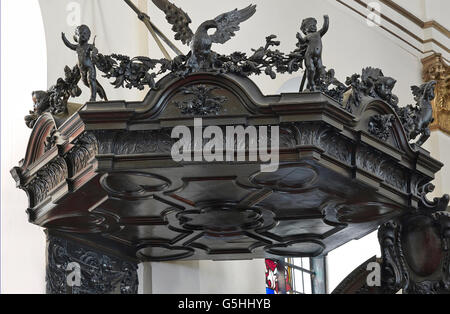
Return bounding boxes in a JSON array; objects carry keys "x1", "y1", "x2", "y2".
[
  {"x1": 291, "y1": 122, "x2": 352, "y2": 165},
  {"x1": 356, "y1": 145, "x2": 407, "y2": 192},
  {"x1": 46, "y1": 234, "x2": 138, "y2": 294},
  {"x1": 345, "y1": 67, "x2": 399, "y2": 109},
  {"x1": 174, "y1": 85, "x2": 228, "y2": 115},
  {"x1": 27, "y1": 157, "x2": 68, "y2": 207},
  {"x1": 91, "y1": 130, "x2": 174, "y2": 155},
  {"x1": 26, "y1": 66, "x2": 82, "y2": 129},
  {"x1": 66, "y1": 132, "x2": 99, "y2": 176},
  {"x1": 368, "y1": 114, "x2": 395, "y2": 141}
]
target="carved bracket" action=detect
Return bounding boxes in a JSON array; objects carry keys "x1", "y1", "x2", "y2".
[{"x1": 378, "y1": 185, "x2": 450, "y2": 294}]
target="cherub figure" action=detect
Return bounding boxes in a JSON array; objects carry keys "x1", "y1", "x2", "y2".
[
  {"x1": 62, "y1": 25, "x2": 107, "y2": 101},
  {"x1": 297, "y1": 15, "x2": 329, "y2": 91}
]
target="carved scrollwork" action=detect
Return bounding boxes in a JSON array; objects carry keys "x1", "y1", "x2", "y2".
[
  {"x1": 66, "y1": 132, "x2": 99, "y2": 176},
  {"x1": 377, "y1": 183, "x2": 450, "y2": 294},
  {"x1": 46, "y1": 234, "x2": 138, "y2": 294},
  {"x1": 90, "y1": 130, "x2": 174, "y2": 155},
  {"x1": 356, "y1": 145, "x2": 407, "y2": 192},
  {"x1": 344, "y1": 67, "x2": 399, "y2": 109},
  {"x1": 174, "y1": 85, "x2": 228, "y2": 116},
  {"x1": 291, "y1": 122, "x2": 352, "y2": 165},
  {"x1": 418, "y1": 183, "x2": 450, "y2": 212},
  {"x1": 27, "y1": 157, "x2": 68, "y2": 207},
  {"x1": 368, "y1": 114, "x2": 395, "y2": 141},
  {"x1": 378, "y1": 221, "x2": 408, "y2": 293}
]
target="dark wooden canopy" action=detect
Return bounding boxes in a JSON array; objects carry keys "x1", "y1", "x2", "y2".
[{"x1": 11, "y1": 73, "x2": 444, "y2": 262}]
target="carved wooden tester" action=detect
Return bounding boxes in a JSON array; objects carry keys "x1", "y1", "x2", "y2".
[{"x1": 12, "y1": 0, "x2": 449, "y2": 294}]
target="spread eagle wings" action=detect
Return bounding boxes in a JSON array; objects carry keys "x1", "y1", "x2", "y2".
[
  {"x1": 210, "y1": 4, "x2": 257, "y2": 44},
  {"x1": 151, "y1": 0, "x2": 256, "y2": 45},
  {"x1": 151, "y1": 0, "x2": 194, "y2": 45}
]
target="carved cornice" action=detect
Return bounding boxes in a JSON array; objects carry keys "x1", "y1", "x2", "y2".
[{"x1": 422, "y1": 53, "x2": 450, "y2": 135}]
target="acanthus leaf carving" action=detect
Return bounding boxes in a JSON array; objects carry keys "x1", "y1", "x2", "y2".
[{"x1": 27, "y1": 157, "x2": 68, "y2": 208}]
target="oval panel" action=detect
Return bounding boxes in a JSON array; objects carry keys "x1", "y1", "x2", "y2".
[
  {"x1": 251, "y1": 165, "x2": 318, "y2": 192},
  {"x1": 100, "y1": 172, "x2": 171, "y2": 199},
  {"x1": 136, "y1": 245, "x2": 194, "y2": 262},
  {"x1": 402, "y1": 215, "x2": 443, "y2": 277},
  {"x1": 265, "y1": 240, "x2": 325, "y2": 257}
]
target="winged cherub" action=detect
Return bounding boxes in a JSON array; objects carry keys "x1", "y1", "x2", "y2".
[
  {"x1": 62, "y1": 25, "x2": 107, "y2": 101},
  {"x1": 151, "y1": 0, "x2": 256, "y2": 71},
  {"x1": 297, "y1": 15, "x2": 329, "y2": 91}
]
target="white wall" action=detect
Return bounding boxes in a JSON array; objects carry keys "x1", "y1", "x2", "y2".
[
  {"x1": 1, "y1": 0, "x2": 48, "y2": 294},
  {"x1": 1, "y1": 0, "x2": 448, "y2": 294},
  {"x1": 148, "y1": 259, "x2": 265, "y2": 294}
]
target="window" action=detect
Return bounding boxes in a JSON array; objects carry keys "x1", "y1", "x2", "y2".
[{"x1": 266, "y1": 257, "x2": 327, "y2": 294}]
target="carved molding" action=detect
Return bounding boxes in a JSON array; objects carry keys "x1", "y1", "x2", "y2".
[
  {"x1": 66, "y1": 132, "x2": 99, "y2": 176},
  {"x1": 422, "y1": 53, "x2": 450, "y2": 134},
  {"x1": 27, "y1": 157, "x2": 68, "y2": 207},
  {"x1": 91, "y1": 130, "x2": 174, "y2": 155},
  {"x1": 46, "y1": 234, "x2": 138, "y2": 294},
  {"x1": 290, "y1": 122, "x2": 352, "y2": 165},
  {"x1": 356, "y1": 145, "x2": 407, "y2": 193}
]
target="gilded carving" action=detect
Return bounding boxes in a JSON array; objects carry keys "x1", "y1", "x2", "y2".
[{"x1": 422, "y1": 53, "x2": 450, "y2": 134}]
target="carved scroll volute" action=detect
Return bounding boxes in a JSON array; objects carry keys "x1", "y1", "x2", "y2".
[
  {"x1": 378, "y1": 221, "x2": 407, "y2": 293},
  {"x1": 377, "y1": 186, "x2": 450, "y2": 294},
  {"x1": 422, "y1": 53, "x2": 449, "y2": 134}
]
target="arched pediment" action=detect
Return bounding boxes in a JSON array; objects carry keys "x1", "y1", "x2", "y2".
[
  {"x1": 21, "y1": 113, "x2": 58, "y2": 171},
  {"x1": 130, "y1": 72, "x2": 274, "y2": 120},
  {"x1": 355, "y1": 98, "x2": 416, "y2": 156}
]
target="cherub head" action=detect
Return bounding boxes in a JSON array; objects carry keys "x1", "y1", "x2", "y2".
[
  {"x1": 301, "y1": 17, "x2": 318, "y2": 35},
  {"x1": 74, "y1": 25, "x2": 91, "y2": 44}
]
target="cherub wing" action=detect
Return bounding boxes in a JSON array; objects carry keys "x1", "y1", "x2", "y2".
[
  {"x1": 151, "y1": 0, "x2": 194, "y2": 45},
  {"x1": 210, "y1": 4, "x2": 257, "y2": 44}
]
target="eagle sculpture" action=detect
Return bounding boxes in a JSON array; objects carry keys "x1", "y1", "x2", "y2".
[{"x1": 151, "y1": 0, "x2": 256, "y2": 71}]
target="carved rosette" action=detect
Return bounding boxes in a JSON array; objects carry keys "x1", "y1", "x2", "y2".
[
  {"x1": 422, "y1": 53, "x2": 449, "y2": 134},
  {"x1": 46, "y1": 234, "x2": 138, "y2": 294}
]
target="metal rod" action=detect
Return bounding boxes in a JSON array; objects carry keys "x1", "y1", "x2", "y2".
[
  {"x1": 149, "y1": 22, "x2": 183, "y2": 56},
  {"x1": 124, "y1": 0, "x2": 183, "y2": 59},
  {"x1": 284, "y1": 262, "x2": 314, "y2": 275},
  {"x1": 143, "y1": 18, "x2": 172, "y2": 60}
]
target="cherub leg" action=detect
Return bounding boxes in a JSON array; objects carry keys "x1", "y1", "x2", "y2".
[
  {"x1": 314, "y1": 58, "x2": 325, "y2": 85},
  {"x1": 88, "y1": 67, "x2": 97, "y2": 101},
  {"x1": 81, "y1": 71, "x2": 89, "y2": 88},
  {"x1": 305, "y1": 57, "x2": 316, "y2": 91}
]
